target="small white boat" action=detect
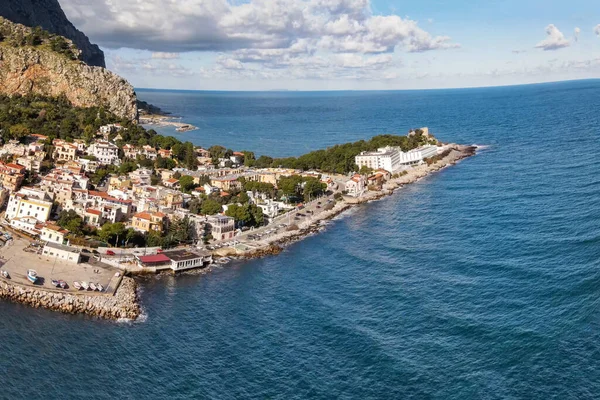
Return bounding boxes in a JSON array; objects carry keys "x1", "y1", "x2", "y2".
[
  {"x1": 27, "y1": 269, "x2": 38, "y2": 284},
  {"x1": 81, "y1": 281, "x2": 89, "y2": 290},
  {"x1": 51, "y1": 279, "x2": 60, "y2": 288},
  {"x1": 59, "y1": 280, "x2": 68, "y2": 289},
  {"x1": 96, "y1": 284, "x2": 104, "y2": 292},
  {"x1": 1, "y1": 270, "x2": 9, "y2": 279},
  {"x1": 89, "y1": 282, "x2": 97, "y2": 291},
  {"x1": 73, "y1": 281, "x2": 82, "y2": 290}
]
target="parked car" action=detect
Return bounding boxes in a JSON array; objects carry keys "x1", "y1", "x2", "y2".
[{"x1": 106, "y1": 250, "x2": 115, "y2": 256}]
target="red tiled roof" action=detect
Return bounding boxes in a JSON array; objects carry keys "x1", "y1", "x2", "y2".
[
  {"x1": 134, "y1": 212, "x2": 152, "y2": 220},
  {"x1": 6, "y1": 163, "x2": 24, "y2": 170},
  {"x1": 86, "y1": 208, "x2": 102, "y2": 216},
  {"x1": 138, "y1": 254, "x2": 171, "y2": 264}
]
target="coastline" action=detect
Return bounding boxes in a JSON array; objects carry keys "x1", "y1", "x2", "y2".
[
  {"x1": 0, "y1": 275, "x2": 140, "y2": 320},
  {"x1": 196, "y1": 144, "x2": 476, "y2": 261},
  {"x1": 0, "y1": 143, "x2": 475, "y2": 321},
  {"x1": 139, "y1": 113, "x2": 198, "y2": 132}
]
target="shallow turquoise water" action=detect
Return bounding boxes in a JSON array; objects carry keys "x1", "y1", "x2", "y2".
[{"x1": 1, "y1": 80, "x2": 599, "y2": 399}]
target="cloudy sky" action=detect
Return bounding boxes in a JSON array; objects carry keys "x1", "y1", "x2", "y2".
[{"x1": 61, "y1": 0, "x2": 600, "y2": 91}]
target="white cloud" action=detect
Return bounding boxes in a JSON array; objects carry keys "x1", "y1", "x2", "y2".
[
  {"x1": 595, "y1": 24, "x2": 600, "y2": 36},
  {"x1": 151, "y1": 52, "x2": 180, "y2": 59},
  {"x1": 535, "y1": 24, "x2": 570, "y2": 51},
  {"x1": 61, "y1": 0, "x2": 459, "y2": 55},
  {"x1": 574, "y1": 27, "x2": 581, "y2": 42}
]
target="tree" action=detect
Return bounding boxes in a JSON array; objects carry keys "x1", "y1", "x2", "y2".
[
  {"x1": 188, "y1": 198, "x2": 203, "y2": 215},
  {"x1": 179, "y1": 175, "x2": 197, "y2": 193},
  {"x1": 98, "y1": 222, "x2": 126, "y2": 246},
  {"x1": 359, "y1": 165, "x2": 374, "y2": 175},
  {"x1": 238, "y1": 191, "x2": 250, "y2": 204},
  {"x1": 201, "y1": 199, "x2": 222, "y2": 215},
  {"x1": 9, "y1": 124, "x2": 30, "y2": 141},
  {"x1": 302, "y1": 177, "x2": 327, "y2": 202},
  {"x1": 242, "y1": 151, "x2": 256, "y2": 167},
  {"x1": 57, "y1": 210, "x2": 84, "y2": 236},
  {"x1": 278, "y1": 175, "x2": 303, "y2": 198}
]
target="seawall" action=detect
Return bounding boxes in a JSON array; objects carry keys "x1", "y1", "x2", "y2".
[{"x1": 0, "y1": 276, "x2": 140, "y2": 320}]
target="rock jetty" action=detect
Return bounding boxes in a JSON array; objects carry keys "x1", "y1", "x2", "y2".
[{"x1": 0, "y1": 277, "x2": 140, "y2": 320}]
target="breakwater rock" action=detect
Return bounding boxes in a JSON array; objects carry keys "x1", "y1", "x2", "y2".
[{"x1": 0, "y1": 277, "x2": 140, "y2": 320}]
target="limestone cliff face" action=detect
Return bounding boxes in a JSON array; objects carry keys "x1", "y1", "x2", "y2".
[
  {"x1": 0, "y1": 0, "x2": 105, "y2": 67},
  {"x1": 0, "y1": 18, "x2": 137, "y2": 121}
]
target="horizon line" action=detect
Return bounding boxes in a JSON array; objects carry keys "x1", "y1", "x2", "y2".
[{"x1": 135, "y1": 78, "x2": 600, "y2": 93}]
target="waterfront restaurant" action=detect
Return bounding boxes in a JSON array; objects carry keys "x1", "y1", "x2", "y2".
[
  {"x1": 135, "y1": 253, "x2": 172, "y2": 270},
  {"x1": 166, "y1": 250, "x2": 213, "y2": 272},
  {"x1": 135, "y1": 250, "x2": 213, "y2": 272}
]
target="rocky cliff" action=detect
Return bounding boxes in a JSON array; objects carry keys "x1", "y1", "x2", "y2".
[
  {"x1": 0, "y1": 0, "x2": 105, "y2": 67},
  {"x1": 0, "y1": 18, "x2": 137, "y2": 121}
]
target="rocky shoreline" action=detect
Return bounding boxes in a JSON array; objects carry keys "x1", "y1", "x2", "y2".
[
  {"x1": 0, "y1": 276, "x2": 140, "y2": 320},
  {"x1": 0, "y1": 144, "x2": 475, "y2": 321},
  {"x1": 228, "y1": 144, "x2": 477, "y2": 259}
]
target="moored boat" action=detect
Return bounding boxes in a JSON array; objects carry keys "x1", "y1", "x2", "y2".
[
  {"x1": 27, "y1": 269, "x2": 38, "y2": 284},
  {"x1": 89, "y1": 282, "x2": 97, "y2": 291},
  {"x1": 59, "y1": 280, "x2": 68, "y2": 289},
  {"x1": 73, "y1": 281, "x2": 82, "y2": 290},
  {"x1": 1, "y1": 270, "x2": 9, "y2": 279},
  {"x1": 96, "y1": 283, "x2": 104, "y2": 292},
  {"x1": 81, "y1": 281, "x2": 89, "y2": 290},
  {"x1": 51, "y1": 279, "x2": 60, "y2": 288}
]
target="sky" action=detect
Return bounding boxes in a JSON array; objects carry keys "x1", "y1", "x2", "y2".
[{"x1": 60, "y1": 0, "x2": 600, "y2": 91}]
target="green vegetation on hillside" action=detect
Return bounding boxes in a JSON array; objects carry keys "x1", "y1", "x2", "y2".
[
  {"x1": 0, "y1": 94, "x2": 199, "y2": 169},
  {"x1": 245, "y1": 132, "x2": 436, "y2": 174},
  {"x1": 0, "y1": 93, "x2": 435, "y2": 176},
  {"x1": 0, "y1": 22, "x2": 78, "y2": 60}
]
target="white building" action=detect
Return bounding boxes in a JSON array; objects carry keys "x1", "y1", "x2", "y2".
[
  {"x1": 40, "y1": 224, "x2": 69, "y2": 245},
  {"x1": 99, "y1": 124, "x2": 122, "y2": 135},
  {"x1": 10, "y1": 216, "x2": 39, "y2": 235},
  {"x1": 207, "y1": 215, "x2": 236, "y2": 241},
  {"x1": 5, "y1": 188, "x2": 53, "y2": 223},
  {"x1": 257, "y1": 200, "x2": 280, "y2": 219},
  {"x1": 345, "y1": 174, "x2": 366, "y2": 197},
  {"x1": 409, "y1": 145, "x2": 439, "y2": 161},
  {"x1": 167, "y1": 249, "x2": 213, "y2": 272},
  {"x1": 355, "y1": 145, "x2": 440, "y2": 172},
  {"x1": 88, "y1": 141, "x2": 121, "y2": 165},
  {"x1": 42, "y1": 242, "x2": 81, "y2": 264},
  {"x1": 355, "y1": 147, "x2": 402, "y2": 173}
]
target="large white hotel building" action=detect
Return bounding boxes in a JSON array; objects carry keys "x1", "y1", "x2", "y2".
[{"x1": 355, "y1": 145, "x2": 439, "y2": 173}]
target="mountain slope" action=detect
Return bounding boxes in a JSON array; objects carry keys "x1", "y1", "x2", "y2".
[
  {"x1": 0, "y1": 18, "x2": 137, "y2": 121},
  {"x1": 0, "y1": 0, "x2": 105, "y2": 67}
]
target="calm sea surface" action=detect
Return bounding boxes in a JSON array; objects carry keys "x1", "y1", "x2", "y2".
[{"x1": 1, "y1": 80, "x2": 600, "y2": 399}]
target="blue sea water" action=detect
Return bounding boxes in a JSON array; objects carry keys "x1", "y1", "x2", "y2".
[{"x1": 1, "y1": 80, "x2": 600, "y2": 399}]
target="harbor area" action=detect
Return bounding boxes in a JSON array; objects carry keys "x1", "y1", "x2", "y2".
[{"x1": 0, "y1": 236, "x2": 121, "y2": 295}]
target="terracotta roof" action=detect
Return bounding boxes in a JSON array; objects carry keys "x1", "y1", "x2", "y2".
[
  {"x1": 134, "y1": 212, "x2": 152, "y2": 220},
  {"x1": 165, "y1": 178, "x2": 179, "y2": 184},
  {"x1": 135, "y1": 211, "x2": 165, "y2": 220},
  {"x1": 6, "y1": 163, "x2": 24, "y2": 170},
  {"x1": 85, "y1": 208, "x2": 102, "y2": 216},
  {"x1": 138, "y1": 254, "x2": 171, "y2": 264}
]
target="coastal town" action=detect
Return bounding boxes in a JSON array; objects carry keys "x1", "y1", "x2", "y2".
[{"x1": 0, "y1": 122, "x2": 474, "y2": 319}]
